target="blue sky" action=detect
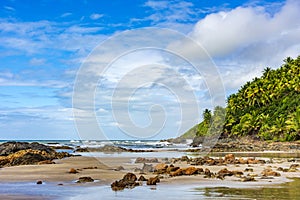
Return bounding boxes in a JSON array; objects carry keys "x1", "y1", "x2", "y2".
[{"x1": 0, "y1": 0, "x2": 299, "y2": 140}]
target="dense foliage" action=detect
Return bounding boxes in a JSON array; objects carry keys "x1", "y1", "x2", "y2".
[
  {"x1": 224, "y1": 56, "x2": 300, "y2": 141},
  {"x1": 183, "y1": 56, "x2": 300, "y2": 141}
]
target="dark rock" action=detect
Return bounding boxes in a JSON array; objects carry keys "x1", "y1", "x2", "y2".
[
  {"x1": 261, "y1": 168, "x2": 281, "y2": 177},
  {"x1": 138, "y1": 175, "x2": 148, "y2": 181},
  {"x1": 166, "y1": 166, "x2": 180, "y2": 173},
  {"x1": 170, "y1": 168, "x2": 183, "y2": 177},
  {"x1": 36, "y1": 180, "x2": 43, "y2": 184},
  {"x1": 69, "y1": 168, "x2": 78, "y2": 174},
  {"x1": 224, "y1": 154, "x2": 235, "y2": 164},
  {"x1": 154, "y1": 163, "x2": 168, "y2": 174},
  {"x1": 240, "y1": 176, "x2": 256, "y2": 182},
  {"x1": 244, "y1": 168, "x2": 254, "y2": 172},
  {"x1": 0, "y1": 142, "x2": 72, "y2": 167},
  {"x1": 111, "y1": 173, "x2": 139, "y2": 191},
  {"x1": 77, "y1": 177, "x2": 94, "y2": 183},
  {"x1": 217, "y1": 168, "x2": 233, "y2": 177},
  {"x1": 146, "y1": 176, "x2": 160, "y2": 185},
  {"x1": 183, "y1": 167, "x2": 198, "y2": 175},
  {"x1": 0, "y1": 141, "x2": 54, "y2": 156},
  {"x1": 123, "y1": 173, "x2": 137, "y2": 182}
]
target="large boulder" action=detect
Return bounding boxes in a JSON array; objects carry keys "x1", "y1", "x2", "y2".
[
  {"x1": 146, "y1": 176, "x2": 160, "y2": 185},
  {"x1": 0, "y1": 143, "x2": 72, "y2": 167},
  {"x1": 77, "y1": 177, "x2": 94, "y2": 183},
  {"x1": 0, "y1": 149, "x2": 53, "y2": 167},
  {"x1": 224, "y1": 154, "x2": 235, "y2": 164},
  {"x1": 111, "y1": 173, "x2": 139, "y2": 191}
]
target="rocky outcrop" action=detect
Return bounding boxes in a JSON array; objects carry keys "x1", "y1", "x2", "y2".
[
  {"x1": 138, "y1": 175, "x2": 148, "y2": 181},
  {"x1": 0, "y1": 142, "x2": 71, "y2": 167},
  {"x1": 77, "y1": 177, "x2": 94, "y2": 183},
  {"x1": 172, "y1": 154, "x2": 265, "y2": 166},
  {"x1": 111, "y1": 173, "x2": 139, "y2": 191},
  {"x1": 69, "y1": 168, "x2": 79, "y2": 174},
  {"x1": 0, "y1": 141, "x2": 55, "y2": 155},
  {"x1": 261, "y1": 168, "x2": 281, "y2": 177},
  {"x1": 207, "y1": 138, "x2": 300, "y2": 152},
  {"x1": 146, "y1": 176, "x2": 160, "y2": 185}
]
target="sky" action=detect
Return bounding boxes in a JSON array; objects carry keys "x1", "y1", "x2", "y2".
[{"x1": 0, "y1": 0, "x2": 299, "y2": 140}]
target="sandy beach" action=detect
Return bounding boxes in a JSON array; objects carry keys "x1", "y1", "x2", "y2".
[{"x1": 0, "y1": 153, "x2": 299, "y2": 187}]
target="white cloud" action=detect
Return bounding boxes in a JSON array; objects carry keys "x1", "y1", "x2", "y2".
[
  {"x1": 4, "y1": 6, "x2": 15, "y2": 12},
  {"x1": 90, "y1": 13, "x2": 104, "y2": 20},
  {"x1": 61, "y1": 12, "x2": 72, "y2": 18},
  {"x1": 180, "y1": 0, "x2": 300, "y2": 91}
]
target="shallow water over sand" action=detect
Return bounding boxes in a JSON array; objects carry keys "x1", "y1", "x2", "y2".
[{"x1": 1, "y1": 178, "x2": 299, "y2": 200}]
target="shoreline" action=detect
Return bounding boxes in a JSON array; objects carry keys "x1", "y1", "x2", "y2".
[
  {"x1": 0, "y1": 153, "x2": 299, "y2": 184},
  {"x1": 0, "y1": 146, "x2": 300, "y2": 199}
]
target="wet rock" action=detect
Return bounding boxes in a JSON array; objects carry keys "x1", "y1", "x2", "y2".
[
  {"x1": 146, "y1": 176, "x2": 160, "y2": 185},
  {"x1": 290, "y1": 164, "x2": 299, "y2": 169},
  {"x1": 261, "y1": 168, "x2": 281, "y2": 177},
  {"x1": 166, "y1": 166, "x2": 180, "y2": 173},
  {"x1": 69, "y1": 168, "x2": 78, "y2": 174},
  {"x1": 232, "y1": 170, "x2": 244, "y2": 176},
  {"x1": 138, "y1": 175, "x2": 148, "y2": 181},
  {"x1": 123, "y1": 173, "x2": 137, "y2": 182},
  {"x1": 240, "y1": 176, "x2": 256, "y2": 182},
  {"x1": 36, "y1": 180, "x2": 43, "y2": 184},
  {"x1": 0, "y1": 142, "x2": 71, "y2": 167},
  {"x1": 154, "y1": 163, "x2": 168, "y2": 174},
  {"x1": 217, "y1": 168, "x2": 233, "y2": 178},
  {"x1": 0, "y1": 141, "x2": 54, "y2": 156},
  {"x1": 224, "y1": 154, "x2": 235, "y2": 164},
  {"x1": 204, "y1": 168, "x2": 214, "y2": 178},
  {"x1": 111, "y1": 173, "x2": 139, "y2": 191},
  {"x1": 277, "y1": 167, "x2": 284, "y2": 171},
  {"x1": 170, "y1": 168, "x2": 183, "y2": 177},
  {"x1": 155, "y1": 163, "x2": 168, "y2": 170},
  {"x1": 244, "y1": 168, "x2": 254, "y2": 172},
  {"x1": 0, "y1": 150, "x2": 53, "y2": 167},
  {"x1": 77, "y1": 177, "x2": 94, "y2": 183},
  {"x1": 183, "y1": 167, "x2": 198, "y2": 175},
  {"x1": 239, "y1": 158, "x2": 248, "y2": 164},
  {"x1": 247, "y1": 158, "x2": 259, "y2": 164}
]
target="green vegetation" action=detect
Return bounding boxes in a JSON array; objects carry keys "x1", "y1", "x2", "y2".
[{"x1": 184, "y1": 56, "x2": 300, "y2": 141}]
